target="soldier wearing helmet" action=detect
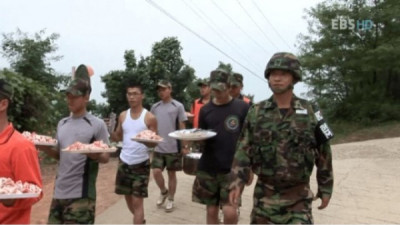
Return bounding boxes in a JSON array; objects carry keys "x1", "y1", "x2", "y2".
[{"x1": 229, "y1": 52, "x2": 334, "y2": 224}]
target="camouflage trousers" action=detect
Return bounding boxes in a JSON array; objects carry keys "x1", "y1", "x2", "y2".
[
  {"x1": 151, "y1": 152, "x2": 182, "y2": 171},
  {"x1": 115, "y1": 159, "x2": 150, "y2": 197},
  {"x1": 250, "y1": 178, "x2": 314, "y2": 224},
  {"x1": 47, "y1": 198, "x2": 95, "y2": 224},
  {"x1": 192, "y1": 170, "x2": 236, "y2": 206}
]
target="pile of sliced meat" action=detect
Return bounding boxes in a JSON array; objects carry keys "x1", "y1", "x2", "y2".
[
  {"x1": 0, "y1": 177, "x2": 41, "y2": 195},
  {"x1": 22, "y1": 131, "x2": 57, "y2": 145},
  {"x1": 135, "y1": 130, "x2": 163, "y2": 141},
  {"x1": 64, "y1": 140, "x2": 114, "y2": 151},
  {"x1": 175, "y1": 129, "x2": 208, "y2": 138}
]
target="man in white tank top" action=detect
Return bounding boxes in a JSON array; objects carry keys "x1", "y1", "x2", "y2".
[{"x1": 111, "y1": 83, "x2": 157, "y2": 224}]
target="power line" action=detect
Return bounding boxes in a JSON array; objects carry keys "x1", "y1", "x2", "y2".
[
  {"x1": 145, "y1": 0, "x2": 267, "y2": 83},
  {"x1": 185, "y1": 0, "x2": 264, "y2": 70},
  {"x1": 236, "y1": 0, "x2": 279, "y2": 50},
  {"x1": 251, "y1": 0, "x2": 294, "y2": 51},
  {"x1": 211, "y1": 0, "x2": 270, "y2": 55}
]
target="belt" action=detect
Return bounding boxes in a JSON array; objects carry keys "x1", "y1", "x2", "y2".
[
  {"x1": 257, "y1": 175, "x2": 308, "y2": 189},
  {"x1": 123, "y1": 159, "x2": 149, "y2": 169}
]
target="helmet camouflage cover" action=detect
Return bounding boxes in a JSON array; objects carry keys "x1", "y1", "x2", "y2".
[{"x1": 264, "y1": 52, "x2": 302, "y2": 81}]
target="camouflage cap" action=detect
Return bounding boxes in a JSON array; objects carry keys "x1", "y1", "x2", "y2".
[
  {"x1": 228, "y1": 72, "x2": 243, "y2": 86},
  {"x1": 73, "y1": 64, "x2": 92, "y2": 85},
  {"x1": 0, "y1": 78, "x2": 13, "y2": 100},
  {"x1": 157, "y1": 80, "x2": 172, "y2": 89},
  {"x1": 197, "y1": 78, "x2": 210, "y2": 87},
  {"x1": 264, "y1": 52, "x2": 302, "y2": 81},
  {"x1": 210, "y1": 69, "x2": 230, "y2": 91},
  {"x1": 65, "y1": 78, "x2": 91, "y2": 96}
]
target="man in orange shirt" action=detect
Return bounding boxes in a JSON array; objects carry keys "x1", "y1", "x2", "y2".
[
  {"x1": 190, "y1": 78, "x2": 211, "y2": 128},
  {"x1": 229, "y1": 72, "x2": 253, "y2": 105},
  {"x1": 0, "y1": 78, "x2": 43, "y2": 224}
]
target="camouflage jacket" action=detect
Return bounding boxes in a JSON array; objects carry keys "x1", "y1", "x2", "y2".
[{"x1": 230, "y1": 95, "x2": 333, "y2": 198}]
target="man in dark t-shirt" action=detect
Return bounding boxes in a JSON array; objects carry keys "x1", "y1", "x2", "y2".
[{"x1": 192, "y1": 69, "x2": 249, "y2": 224}]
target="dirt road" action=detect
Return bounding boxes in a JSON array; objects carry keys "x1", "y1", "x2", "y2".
[{"x1": 32, "y1": 137, "x2": 400, "y2": 224}]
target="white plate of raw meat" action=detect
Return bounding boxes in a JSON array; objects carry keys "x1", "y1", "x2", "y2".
[
  {"x1": 0, "y1": 192, "x2": 41, "y2": 199},
  {"x1": 22, "y1": 131, "x2": 57, "y2": 147},
  {"x1": 0, "y1": 177, "x2": 41, "y2": 199},
  {"x1": 62, "y1": 141, "x2": 117, "y2": 153},
  {"x1": 131, "y1": 130, "x2": 163, "y2": 144},
  {"x1": 169, "y1": 129, "x2": 216, "y2": 141}
]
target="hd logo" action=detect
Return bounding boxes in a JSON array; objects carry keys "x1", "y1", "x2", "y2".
[{"x1": 331, "y1": 16, "x2": 374, "y2": 31}]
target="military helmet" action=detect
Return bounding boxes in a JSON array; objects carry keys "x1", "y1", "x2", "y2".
[{"x1": 264, "y1": 52, "x2": 302, "y2": 81}]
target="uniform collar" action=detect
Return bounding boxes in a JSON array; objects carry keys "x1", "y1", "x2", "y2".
[{"x1": 263, "y1": 94, "x2": 306, "y2": 110}]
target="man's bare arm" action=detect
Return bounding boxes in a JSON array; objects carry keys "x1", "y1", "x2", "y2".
[{"x1": 110, "y1": 111, "x2": 126, "y2": 142}]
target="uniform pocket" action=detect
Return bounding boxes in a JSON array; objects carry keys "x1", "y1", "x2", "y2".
[
  {"x1": 254, "y1": 130, "x2": 276, "y2": 176},
  {"x1": 288, "y1": 127, "x2": 317, "y2": 179}
]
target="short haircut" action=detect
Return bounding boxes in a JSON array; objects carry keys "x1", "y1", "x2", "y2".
[{"x1": 125, "y1": 82, "x2": 143, "y2": 93}]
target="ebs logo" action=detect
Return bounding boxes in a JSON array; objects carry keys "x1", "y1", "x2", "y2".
[{"x1": 331, "y1": 16, "x2": 374, "y2": 31}]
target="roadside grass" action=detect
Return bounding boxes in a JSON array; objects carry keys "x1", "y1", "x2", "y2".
[{"x1": 330, "y1": 121, "x2": 400, "y2": 144}]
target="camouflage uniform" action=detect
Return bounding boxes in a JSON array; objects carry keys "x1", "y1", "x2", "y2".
[
  {"x1": 151, "y1": 152, "x2": 183, "y2": 171},
  {"x1": 230, "y1": 52, "x2": 333, "y2": 224},
  {"x1": 192, "y1": 69, "x2": 249, "y2": 208},
  {"x1": 115, "y1": 160, "x2": 151, "y2": 197},
  {"x1": 48, "y1": 198, "x2": 95, "y2": 224}
]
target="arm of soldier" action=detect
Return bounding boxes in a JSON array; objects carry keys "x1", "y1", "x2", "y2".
[
  {"x1": 229, "y1": 109, "x2": 255, "y2": 205},
  {"x1": 38, "y1": 129, "x2": 60, "y2": 160},
  {"x1": 145, "y1": 111, "x2": 158, "y2": 133},
  {"x1": 86, "y1": 151, "x2": 109, "y2": 163},
  {"x1": 177, "y1": 103, "x2": 190, "y2": 154},
  {"x1": 110, "y1": 111, "x2": 126, "y2": 142},
  {"x1": 186, "y1": 112, "x2": 194, "y2": 123},
  {"x1": 38, "y1": 145, "x2": 59, "y2": 160},
  {"x1": 142, "y1": 111, "x2": 159, "y2": 148},
  {"x1": 179, "y1": 121, "x2": 190, "y2": 154},
  {"x1": 86, "y1": 119, "x2": 112, "y2": 164},
  {"x1": 315, "y1": 141, "x2": 334, "y2": 209},
  {"x1": 229, "y1": 135, "x2": 253, "y2": 206}
]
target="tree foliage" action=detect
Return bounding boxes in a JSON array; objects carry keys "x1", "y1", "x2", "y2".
[
  {"x1": 0, "y1": 69, "x2": 68, "y2": 133},
  {"x1": 102, "y1": 37, "x2": 197, "y2": 115},
  {"x1": 2, "y1": 29, "x2": 63, "y2": 89},
  {"x1": 88, "y1": 99, "x2": 111, "y2": 118},
  {"x1": 1, "y1": 29, "x2": 71, "y2": 133},
  {"x1": 298, "y1": 0, "x2": 400, "y2": 123}
]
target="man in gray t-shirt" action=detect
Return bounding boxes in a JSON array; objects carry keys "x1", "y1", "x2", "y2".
[
  {"x1": 150, "y1": 80, "x2": 188, "y2": 213},
  {"x1": 40, "y1": 65, "x2": 110, "y2": 224}
]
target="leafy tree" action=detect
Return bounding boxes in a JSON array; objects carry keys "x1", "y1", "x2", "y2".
[
  {"x1": 101, "y1": 69, "x2": 129, "y2": 115},
  {"x1": 0, "y1": 69, "x2": 68, "y2": 133},
  {"x1": 146, "y1": 37, "x2": 195, "y2": 109},
  {"x1": 88, "y1": 99, "x2": 111, "y2": 118},
  {"x1": 298, "y1": 0, "x2": 400, "y2": 123},
  {"x1": 1, "y1": 29, "x2": 62, "y2": 89},
  {"x1": 1, "y1": 29, "x2": 70, "y2": 133},
  {"x1": 102, "y1": 37, "x2": 197, "y2": 115}
]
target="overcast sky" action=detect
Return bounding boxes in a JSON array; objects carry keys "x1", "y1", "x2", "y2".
[{"x1": 0, "y1": 0, "x2": 321, "y2": 104}]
